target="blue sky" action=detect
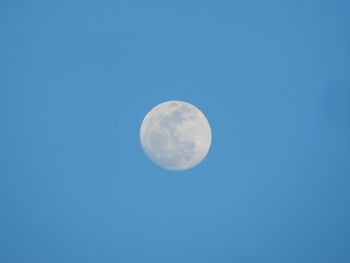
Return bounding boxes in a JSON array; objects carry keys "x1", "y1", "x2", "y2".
[{"x1": 1, "y1": 0, "x2": 350, "y2": 262}]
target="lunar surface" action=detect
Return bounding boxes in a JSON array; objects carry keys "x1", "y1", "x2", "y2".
[{"x1": 140, "y1": 101, "x2": 212, "y2": 171}]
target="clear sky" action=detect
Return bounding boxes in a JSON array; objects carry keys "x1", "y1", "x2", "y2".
[{"x1": 1, "y1": 1, "x2": 350, "y2": 262}]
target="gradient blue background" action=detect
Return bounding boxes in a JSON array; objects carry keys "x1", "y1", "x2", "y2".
[{"x1": 1, "y1": 1, "x2": 350, "y2": 262}]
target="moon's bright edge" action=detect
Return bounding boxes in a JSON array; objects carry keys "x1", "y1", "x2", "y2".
[{"x1": 140, "y1": 101, "x2": 212, "y2": 171}]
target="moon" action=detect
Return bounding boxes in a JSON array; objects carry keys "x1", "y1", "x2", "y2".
[{"x1": 140, "y1": 101, "x2": 212, "y2": 171}]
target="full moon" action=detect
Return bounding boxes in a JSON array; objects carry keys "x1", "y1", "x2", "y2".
[{"x1": 140, "y1": 101, "x2": 212, "y2": 171}]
